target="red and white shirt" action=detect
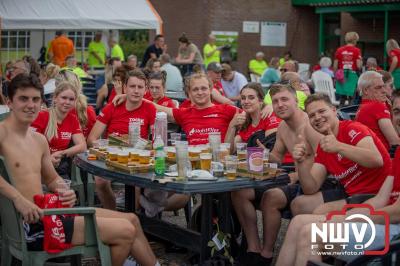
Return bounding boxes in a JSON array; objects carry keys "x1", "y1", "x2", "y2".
[
  {"x1": 238, "y1": 113, "x2": 281, "y2": 142},
  {"x1": 70, "y1": 106, "x2": 96, "y2": 138},
  {"x1": 355, "y1": 99, "x2": 391, "y2": 150},
  {"x1": 173, "y1": 104, "x2": 237, "y2": 145},
  {"x1": 335, "y1": 45, "x2": 362, "y2": 71},
  {"x1": 389, "y1": 147, "x2": 400, "y2": 204},
  {"x1": 31, "y1": 111, "x2": 82, "y2": 153},
  {"x1": 97, "y1": 101, "x2": 156, "y2": 139},
  {"x1": 314, "y1": 120, "x2": 391, "y2": 196}
]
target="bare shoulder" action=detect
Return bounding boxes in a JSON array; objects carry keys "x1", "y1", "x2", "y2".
[
  {"x1": 0, "y1": 122, "x2": 7, "y2": 141},
  {"x1": 31, "y1": 130, "x2": 49, "y2": 152}
]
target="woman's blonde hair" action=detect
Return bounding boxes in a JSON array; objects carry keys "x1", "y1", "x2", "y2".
[
  {"x1": 45, "y1": 63, "x2": 60, "y2": 79},
  {"x1": 386, "y1": 39, "x2": 400, "y2": 53},
  {"x1": 345, "y1": 32, "x2": 359, "y2": 45},
  {"x1": 45, "y1": 82, "x2": 77, "y2": 141},
  {"x1": 55, "y1": 70, "x2": 89, "y2": 128}
]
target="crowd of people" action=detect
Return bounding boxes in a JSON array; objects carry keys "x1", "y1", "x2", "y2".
[{"x1": 0, "y1": 29, "x2": 400, "y2": 266}]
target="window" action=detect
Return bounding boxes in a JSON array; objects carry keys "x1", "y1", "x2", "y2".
[
  {"x1": 67, "y1": 31, "x2": 96, "y2": 51},
  {"x1": 1, "y1": 30, "x2": 30, "y2": 62}
]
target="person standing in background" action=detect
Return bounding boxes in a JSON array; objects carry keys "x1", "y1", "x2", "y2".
[
  {"x1": 48, "y1": 31, "x2": 75, "y2": 67},
  {"x1": 87, "y1": 32, "x2": 106, "y2": 68},
  {"x1": 387, "y1": 39, "x2": 400, "y2": 90},
  {"x1": 203, "y1": 34, "x2": 221, "y2": 68},
  {"x1": 141, "y1": 35, "x2": 167, "y2": 68},
  {"x1": 109, "y1": 37, "x2": 125, "y2": 62}
]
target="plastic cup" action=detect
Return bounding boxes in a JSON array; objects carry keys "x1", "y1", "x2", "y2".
[
  {"x1": 56, "y1": 179, "x2": 71, "y2": 196},
  {"x1": 263, "y1": 149, "x2": 270, "y2": 163},
  {"x1": 236, "y1": 143, "x2": 247, "y2": 161},
  {"x1": 200, "y1": 153, "x2": 212, "y2": 171},
  {"x1": 170, "y1": 133, "x2": 182, "y2": 146},
  {"x1": 208, "y1": 132, "x2": 221, "y2": 161},
  {"x1": 225, "y1": 155, "x2": 238, "y2": 181},
  {"x1": 139, "y1": 150, "x2": 151, "y2": 164},
  {"x1": 117, "y1": 151, "x2": 129, "y2": 164},
  {"x1": 175, "y1": 141, "x2": 189, "y2": 181},
  {"x1": 98, "y1": 139, "x2": 109, "y2": 151}
]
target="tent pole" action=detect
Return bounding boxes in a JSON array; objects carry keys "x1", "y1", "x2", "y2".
[{"x1": 383, "y1": 10, "x2": 388, "y2": 70}]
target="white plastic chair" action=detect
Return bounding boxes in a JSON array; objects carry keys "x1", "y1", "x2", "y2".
[
  {"x1": 250, "y1": 73, "x2": 260, "y2": 83},
  {"x1": 311, "y1": 70, "x2": 340, "y2": 106},
  {"x1": 298, "y1": 63, "x2": 310, "y2": 81}
]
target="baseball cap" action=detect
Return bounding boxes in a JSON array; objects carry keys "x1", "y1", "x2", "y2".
[{"x1": 207, "y1": 62, "x2": 223, "y2": 72}]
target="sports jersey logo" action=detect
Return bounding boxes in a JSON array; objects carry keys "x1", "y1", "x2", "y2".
[
  {"x1": 203, "y1": 114, "x2": 219, "y2": 118},
  {"x1": 60, "y1": 132, "x2": 72, "y2": 140},
  {"x1": 129, "y1": 118, "x2": 144, "y2": 125},
  {"x1": 188, "y1": 127, "x2": 219, "y2": 136},
  {"x1": 348, "y1": 130, "x2": 360, "y2": 143},
  {"x1": 30, "y1": 127, "x2": 37, "y2": 132},
  {"x1": 337, "y1": 153, "x2": 343, "y2": 161}
]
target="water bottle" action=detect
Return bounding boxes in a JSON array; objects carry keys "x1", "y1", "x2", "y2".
[
  {"x1": 154, "y1": 135, "x2": 166, "y2": 177},
  {"x1": 154, "y1": 112, "x2": 168, "y2": 147},
  {"x1": 129, "y1": 121, "x2": 141, "y2": 147}
]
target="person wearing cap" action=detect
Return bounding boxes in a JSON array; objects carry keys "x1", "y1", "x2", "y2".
[
  {"x1": 207, "y1": 62, "x2": 234, "y2": 105},
  {"x1": 88, "y1": 32, "x2": 106, "y2": 68},
  {"x1": 203, "y1": 34, "x2": 221, "y2": 68},
  {"x1": 48, "y1": 31, "x2": 75, "y2": 67},
  {"x1": 160, "y1": 54, "x2": 183, "y2": 92},
  {"x1": 249, "y1": 52, "x2": 268, "y2": 77},
  {"x1": 221, "y1": 63, "x2": 248, "y2": 102}
]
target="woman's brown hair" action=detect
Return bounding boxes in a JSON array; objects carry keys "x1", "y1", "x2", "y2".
[{"x1": 240, "y1": 82, "x2": 265, "y2": 130}]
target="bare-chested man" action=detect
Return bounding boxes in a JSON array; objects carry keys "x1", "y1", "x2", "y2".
[
  {"x1": 0, "y1": 74, "x2": 158, "y2": 266},
  {"x1": 231, "y1": 83, "x2": 337, "y2": 265}
]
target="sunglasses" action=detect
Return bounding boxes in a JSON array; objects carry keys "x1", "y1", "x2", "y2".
[{"x1": 280, "y1": 68, "x2": 288, "y2": 72}]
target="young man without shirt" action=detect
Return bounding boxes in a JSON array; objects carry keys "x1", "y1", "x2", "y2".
[
  {"x1": 276, "y1": 94, "x2": 400, "y2": 266},
  {"x1": 231, "y1": 83, "x2": 323, "y2": 265},
  {"x1": 355, "y1": 71, "x2": 400, "y2": 149},
  {"x1": 88, "y1": 70, "x2": 156, "y2": 210},
  {"x1": 0, "y1": 74, "x2": 158, "y2": 266}
]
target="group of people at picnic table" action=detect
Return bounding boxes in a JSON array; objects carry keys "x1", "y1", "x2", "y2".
[{"x1": 1, "y1": 29, "x2": 400, "y2": 266}]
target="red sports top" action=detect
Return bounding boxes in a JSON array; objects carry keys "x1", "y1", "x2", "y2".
[
  {"x1": 389, "y1": 48, "x2": 400, "y2": 68},
  {"x1": 389, "y1": 147, "x2": 400, "y2": 204},
  {"x1": 147, "y1": 95, "x2": 176, "y2": 108},
  {"x1": 314, "y1": 120, "x2": 391, "y2": 196},
  {"x1": 172, "y1": 104, "x2": 237, "y2": 145},
  {"x1": 70, "y1": 106, "x2": 96, "y2": 138},
  {"x1": 355, "y1": 99, "x2": 391, "y2": 150},
  {"x1": 238, "y1": 113, "x2": 281, "y2": 142},
  {"x1": 31, "y1": 110, "x2": 82, "y2": 153},
  {"x1": 335, "y1": 45, "x2": 362, "y2": 71},
  {"x1": 97, "y1": 101, "x2": 156, "y2": 138}
]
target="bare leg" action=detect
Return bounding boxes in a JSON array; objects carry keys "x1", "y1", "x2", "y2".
[
  {"x1": 295, "y1": 223, "x2": 323, "y2": 266},
  {"x1": 71, "y1": 216, "x2": 135, "y2": 266},
  {"x1": 313, "y1": 199, "x2": 346, "y2": 215},
  {"x1": 290, "y1": 192, "x2": 324, "y2": 216},
  {"x1": 260, "y1": 188, "x2": 287, "y2": 258},
  {"x1": 231, "y1": 188, "x2": 261, "y2": 252},
  {"x1": 276, "y1": 214, "x2": 325, "y2": 266},
  {"x1": 363, "y1": 175, "x2": 394, "y2": 209},
  {"x1": 164, "y1": 193, "x2": 190, "y2": 211},
  {"x1": 95, "y1": 176, "x2": 116, "y2": 210},
  {"x1": 95, "y1": 208, "x2": 157, "y2": 266}
]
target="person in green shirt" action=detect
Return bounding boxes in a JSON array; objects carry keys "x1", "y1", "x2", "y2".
[
  {"x1": 87, "y1": 32, "x2": 106, "y2": 68},
  {"x1": 279, "y1": 51, "x2": 293, "y2": 67},
  {"x1": 203, "y1": 34, "x2": 221, "y2": 67},
  {"x1": 109, "y1": 37, "x2": 125, "y2": 62},
  {"x1": 249, "y1": 52, "x2": 268, "y2": 77}
]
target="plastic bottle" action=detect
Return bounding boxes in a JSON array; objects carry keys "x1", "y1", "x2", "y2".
[
  {"x1": 154, "y1": 135, "x2": 166, "y2": 177},
  {"x1": 154, "y1": 112, "x2": 168, "y2": 146}
]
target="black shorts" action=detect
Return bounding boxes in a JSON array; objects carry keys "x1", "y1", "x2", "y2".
[
  {"x1": 278, "y1": 178, "x2": 348, "y2": 211},
  {"x1": 24, "y1": 215, "x2": 75, "y2": 251}
]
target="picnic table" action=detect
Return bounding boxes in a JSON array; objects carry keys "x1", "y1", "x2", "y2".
[{"x1": 74, "y1": 152, "x2": 288, "y2": 262}]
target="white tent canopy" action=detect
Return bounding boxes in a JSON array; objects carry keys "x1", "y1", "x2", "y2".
[{"x1": 0, "y1": 0, "x2": 162, "y2": 31}]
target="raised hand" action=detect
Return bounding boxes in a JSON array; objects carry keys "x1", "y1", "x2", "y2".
[
  {"x1": 292, "y1": 134, "x2": 307, "y2": 163},
  {"x1": 113, "y1": 79, "x2": 123, "y2": 94},
  {"x1": 229, "y1": 109, "x2": 246, "y2": 128},
  {"x1": 261, "y1": 105, "x2": 273, "y2": 119},
  {"x1": 320, "y1": 129, "x2": 340, "y2": 153}
]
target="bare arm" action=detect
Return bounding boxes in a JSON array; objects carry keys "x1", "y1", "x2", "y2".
[
  {"x1": 269, "y1": 129, "x2": 286, "y2": 163},
  {"x1": 333, "y1": 59, "x2": 338, "y2": 72},
  {"x1": 176, "y1": 52, "x2": 196, "y2": 64},
  {"x1": 356, "y1": 58, "x2": 363, "y2": 71},
  {"x1": 87, "y1": 121, "x2": 107, "y2": 147},
  {"x1": 90, "y1": 51, "x2": 103, "y2": 64},
  {"x1": 96, "y1": 84, "x2": 108, "y2": 110},
  {"x1": 389, "y1": 56, "x2": 398, "y2": 73},
  {"x1": 297, "y1": 161, "x2": 328, "y2": 195},
  {"x1": 62, "y1": 133, "x2": 87, "y2": 157},
  {"x1": 211, "y1": 89, "x2": 234, "y2": 105},
  {"x1": 379, "y1": 118, "x2": 400, "y2": 146}
]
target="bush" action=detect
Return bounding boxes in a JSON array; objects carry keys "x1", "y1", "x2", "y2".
[{"x1": 120, "y1": 30, "x2": 149, "y2": 64}]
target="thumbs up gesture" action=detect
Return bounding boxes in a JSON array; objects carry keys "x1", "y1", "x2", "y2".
[
  {"x1": 320, "y1": 128, "x2": 339, "y2": 153},
  {"x1": 230, "y1": 109, "x2": 246, "y2": 128},
  {"x1": 293, "y1": 134, "x2": 307, "y2": 163}
]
